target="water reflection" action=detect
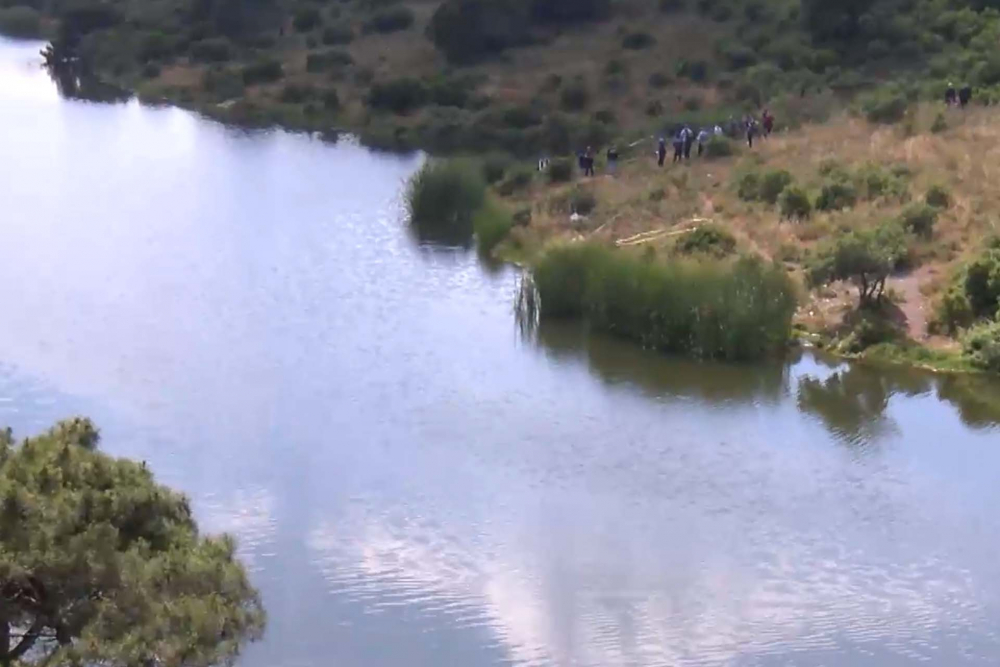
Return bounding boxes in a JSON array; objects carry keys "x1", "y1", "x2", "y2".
[
  {"x1": 533, "y1": 321, "x2": 789, "y2": 405},
  {"x1": 46, "y1": 60, "x2": 130, "y2": 103}
]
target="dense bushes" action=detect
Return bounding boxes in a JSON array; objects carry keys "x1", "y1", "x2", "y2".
[
  {"x1": 0, "y1": 6, "x2": 43, "y2": 38},
  {"x1": 293, "y1": 7, "x2": 322, "y2": 32},
  {"x1": 859, "y1": 85, "x2": 909, "y2": 124},
  {"x1": 547, "y1": 157, "x2": 573, "y2": 183},
  {"x1": 559, "y1": 79, "x2": 590, "y2": 111},
  {"x1": 778, "y1": 186, "x2": 813, "y2": 219},
  {"x1": 322, "y1": 24, "x2": 353, "y2": 45},
  {"x1": 898, "y1": 203, "x2": 937, "y2": 237},
  {"x1": 936, "y1": 243, "x2": 1000, "y2": 332},
  {"x1": 704, "y1": 135, "x2": 733, "y2": 158},
  {"x1": 241, "y1": 59, "x2": 283, "y2": 85},
  {"x1": 808, "y1": 222, "x2": 908, "y2": 306},
  {"x1": 816, "y1": 179, "x2": 858, "y2": 211},
  {"x1": 473, "y1": 198, "x2": 514, "y2": 253},
  {"x1": 926, "y1": 184, "x2": 951, "y2": 209},
  {"x1": 362, "y1": 7, "x2": 414, "y2": 33},
  {"x1": 737, "y1": 168, "x2": 792, "y2": 204},
  {"x1": 306, "y1": 49, "x2": 352, "y2": 72},
  {"x1": 407, "y1": 159, "x2": 486, "y2": 243},
  {"x1": 428, "y1": 0, "x2": 610, "y2": 63},
  {"x1": 367, "y1": 77, "x2": 427, "y2": 114},
  {"x1": 675, "y1": 224, "x2": 737, "y2": 257},
  {"x1": 963, "y1": 321, "x2": 1000, "y2": 372},
  {"x1": 622, "y1": 31, "x2": 656, "y2": 50},
  {"x1": 528, "y1": 244, "x2": 797, "y2": 361},
  {"x1": 190, "y1": 37, "x2": 232, "y2": 62}
]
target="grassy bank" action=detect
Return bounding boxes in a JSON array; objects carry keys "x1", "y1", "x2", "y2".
[{"x1": 524, "y1": 243, "x2": 797, "y2": 362}]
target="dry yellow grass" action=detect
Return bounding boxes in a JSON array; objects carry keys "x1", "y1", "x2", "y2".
[{"x1": 507, "y1": 104, "x2": 1000, "y2": 342}]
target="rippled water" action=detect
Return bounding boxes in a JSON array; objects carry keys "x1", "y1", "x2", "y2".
[{"x1": 2, "y1": 37, "x2": 1000, "y2": 667}]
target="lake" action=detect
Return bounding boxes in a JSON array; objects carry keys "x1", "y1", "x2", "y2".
[{"x1": 2, "y1": 37, "x2": 1000, "y2": 667}]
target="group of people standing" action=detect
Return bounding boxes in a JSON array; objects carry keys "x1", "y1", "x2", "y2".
[
  {"x1": 655, "y1": 109, "x2": 776, "y2": 166},
  {"x1": 945, "y1": 83, "x2": 973, "y2": 108}
]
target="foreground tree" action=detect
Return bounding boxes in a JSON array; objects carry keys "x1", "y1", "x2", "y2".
[{"x1": 0, "y1": 418, "x2": 265, "y2": 667}]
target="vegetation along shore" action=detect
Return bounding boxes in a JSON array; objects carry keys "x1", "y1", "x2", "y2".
[{"x1": 7, "y1": 0, "x2": 1000, "y2": 370}]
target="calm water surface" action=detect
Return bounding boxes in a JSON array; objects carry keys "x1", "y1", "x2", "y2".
[{"x1": 2, "y1": 38, "x2": 1000, "y2": 667}]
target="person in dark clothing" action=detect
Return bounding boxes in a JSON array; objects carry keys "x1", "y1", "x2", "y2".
[
  {"x1": 746, "y1": 117, "x2": 758, "y2": 148},
  {"x1": 672, "y1": 132, "x2": 684, "y2": 163},
  {"x1": 606, "y1": 146, "x2": 619, "y2": 175},
  {"x1": 657, "y1": 137, "x2": 667, "y2": 167},
  {"x1": 945, "y1": 83, "x2": 957, "y2": 106},
  {"x1": 682, "y1": 125, "x2": 694, "y2": 160},
  {"x1": 762, "y1": 109, "x2": 774, "y2": 137},
  {"x1": 959, "y1": 84, "x2": 972, "y2": 108},
  {"x1": 583, "y1": 146, "x2": 595, "y2": 176}
]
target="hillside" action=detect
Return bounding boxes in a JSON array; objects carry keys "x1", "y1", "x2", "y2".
[{"x1": 8, "y1": 0, "x2": 1000, "y2": 152}]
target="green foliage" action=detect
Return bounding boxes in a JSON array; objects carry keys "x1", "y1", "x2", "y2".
[
  {"x1": 473, "y1": 196, "x2": 514, "y2": 254},
  {"x1": 964, "y1": 321, "x2": 1000, "y2": 372},
  {"x1": 931, "y1": 111, "x2": 948, "y2": 133},
  {"x1": 560, "y1": 78, "x2": 590, "y2": 111},
  {"x1": 758, "y1": 169, "x2": 793, "y2": 204},
  {"x1": 808, "y1": 222, "x2": 908, "y2": 306},
  {"x1": 481, "y1": 153, "x2": 514, "y2": 184},
  {"x1": 190, "y1": 36, "x2": 232, "y2": 62},
  {"x1": 529, "y1": 244, "x2": 798, "y2": 361},
  {"x1": 816, "y1": 177, "x2": 858, "y2": 211},
  {"x1": 779, "y1": 185, "x2": 813, "y2": 220},
  {"x1": 322, "y1": 24, "x2": 353, "y2": 45},
  {"x1": 497, "y1": 166, "x2": 534, "y2": 195},
  {"x1": 675, "y1": 224, "x2": 737, "y2": 258},
  {"x1": 704, "y1": 134, "x2": 734, "y2": 158},
  {"x1": 293, "y1": 6, "x2": 322, "y2": 32},
  {"x1": 322, "y1": 87, "x2": 341, "y2": 110},
  {"x1": 648, "y1": 71, "x2": 670, "y2": 89},
  {"x1": 737, "y1": 168, "x2": 792, "y2": 204},
  {"x1": 855, "y1": 162, "x2": 908, "y2": 201},
  {"x1": 280, "y1": 82, "x2": 317, "y2": 103},
  {"x1": 241, "y1": 59, "x2": 283, "y2": 85},
  {"x1": 898, "y1": 202, "x2": 937, "y2": 237},
  {"x1": 202, "y1": 66, "x2": 244, "y2": 99},
  {"x1": 0, "y1": 5, "x2": 42, "y2": 38},
  {"x1": 428, "y1": 0, "x2": 531, "y2": 63},
  {"x1": 568, "y1": 186, "x2": 596, "y2": 214},
  {"x1": 367, "y1": 77, "x2": 427, "y2": 114},
  {"x1": 859, "y1": 85, "x2": 909, "y2": 124},
  {"x1": 362, "y1": 6, "x2": 414, "y2": 34},
  {"x1": 964, "y1": 245, "x2": 1000, "y2": 318},
  {"x1": 407, "y1": 159, "x2": 486, "y2": 243},
  {"x1": 306, "y1": 49, "x2": 353, "y2": 73},
  {"x1": 548, "y1": 157, "x2": 574, "y2": 183},
  {"x1": 925, "y1": 183, "x2": 951, "y2": 209},
  {"x1": 622, "y1": 31, "x2": 656, "y2": 50},
  {"x1": 0, "y1": 418, "x2": 265, "y2": 666}
]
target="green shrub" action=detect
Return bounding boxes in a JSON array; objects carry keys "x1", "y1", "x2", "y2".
[
  {"x1": 736, "y1": 170, "x2": 761, "y2": 201},
  {"x1": 648, "y1": 71, "x2": 670, "y2": 88},
  {"x1": 407, "y1": 159, "x2": 486, "y2": 243},
  {"x1": 859, "y1": 86, "x2": 909, "y2": 124},
  {"x1": 808, "y1": 222, "x2": 908, "y2": 306},
  {"x1": 497, "y1": 166, "x2": 534, "y2": 195},
  {"x1": 899, "y1": 203, "x2": 937, "y2": 237},
  {"x1": 367, "y1": 78, "x2": 427, "y2": 114},
  {"x1": 306, "y1": 50, "x2": 353, "y2": 72},
  {"x1": 931, "y1": 112, "x2": 948, "y2": 133},
  {"x1": 593, "y1": 108, "x2": 616, "y2": 124},
  {"x1": 936, "y1": 283, "x2": 974, "y2": 333},
  {"x1": 279, "y1": 83, "x2": 317, "y2": 104},
  {"x1": 704, "y1": 135, "x2": 734, "y2": 158},
  {"x1": 658, "y1": 0, "x2": 684, "y2": 11},
  {"x1": 481, "y1": 153, "x2": 513, "y2": 184},
  {"x1": 779, "y1": 186, "x2": 813, "y2": 220},
  {"x1": 622, "y1": 31, "x2": 656, "y2": 50},
  {"x1": 190, "y1": 37, "x2": 232, "y2": 62},
  {"x1": 675, "y1": 59, "x2": 708, "y2": 82},
  {"x1": 322, "y1": 24, "x2": 354, "y2": 44},
  {"x1": 0, "y1": 6, "x2": 42, "y2": 38},
  {"x1": 241, "y1": 59, "x2": 283, "y2": 85},
  {"x1": 675, "y1": 224, "x2": 737, "y2": 258},
  {"x1": 322, "y1": 88, "x2": 341, "y2": 110},
  {"x1": 963, "y1": 321, "x2": 1000, "y2": 372},
  {"x1": 363, "y1": 7, "x2": 414, "y2": 33},
  {"x1": 856, "y1": 163, "x2": 908, "y2": 201},
  {"x1": 926, "y1": 184, "x2": 951, "y2": 209},
  {"x1": 528, "y1": 245, "x2": 797, "y2": 361},
  {"x1": 293, "y1": 7, "x2": 323, "y2": 32},
  {"x1": 202, "y1": 67, "x2": 245, "y2": 99},
  {"x1": 758, "y1": 169, "x2": 793, "y2": 205},
  {"x1": 142, "y1": 62, "x2": 161, "y2": 78},
  {"x1": 473, "y1": 197, "x2": 514, "y2": 254},
  {"x1": 816, "y1": 179, "x2": 858, "y2": 211},
  {"x1": 548, "y1": 157, "x2": 574, "y2": 183},
  {"x1": 569, "y1": 187, "x2": 597, "y2": 215},
  {"x1": 964, "y1": 247, "x2": 1000, "y2": 318},
  {"x1": 560, "y1": 79, "x2": 590, "y2": 111}
]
